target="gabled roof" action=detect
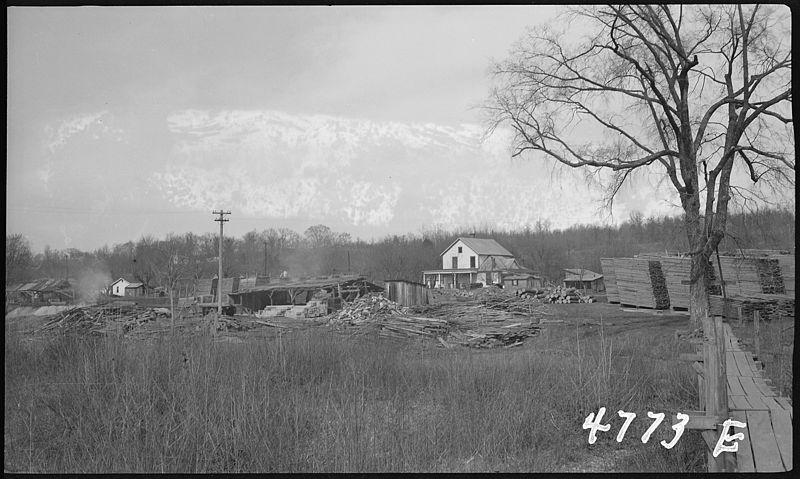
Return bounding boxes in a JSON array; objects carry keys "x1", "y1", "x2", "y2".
[
  {"x1": 564, "y1": 269, "x2": 604, "y2": 282},
  {"x1": 441, "y1": 237, "x2": 513, "y2": 257},
  {"x1": 111, "y1": 276, "x2": 139, "y2": 286}
]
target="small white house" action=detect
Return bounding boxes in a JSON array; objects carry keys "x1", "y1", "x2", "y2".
[{"x1": 109, "y1": 277, "x2": 145, "y2": 297}]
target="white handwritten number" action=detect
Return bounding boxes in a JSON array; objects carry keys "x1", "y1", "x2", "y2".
[
  {"x1": 641, "y1": 411, "x2": 665, "y2": 444},
  {"x1": 713, "y1": 419, "x2": 747, "y2": 457},
  {"x1": 616, "y1": 410, "x2": 637, "y2": 442},
  {"x1": 661, "y1": 413, "x2": 690, "y2": 449},
  {"x1": 583, "y1": 407, "x2": 612, "y2": 444}
]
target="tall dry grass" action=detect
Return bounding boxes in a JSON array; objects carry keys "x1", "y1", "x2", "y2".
[{"x1": 4, "y1": 321, "x2": 704, "y2": 473}]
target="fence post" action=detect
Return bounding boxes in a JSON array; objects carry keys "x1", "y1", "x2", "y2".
[
  {"x1": 753, "y1": 310, "x2": 761, "y2": 362},
  {"x1": 702, "y1": 314, "x2": 734, "y2": 472},
  {"x1": 737, "y1": 306, "x2": 743, "y2": 328}
]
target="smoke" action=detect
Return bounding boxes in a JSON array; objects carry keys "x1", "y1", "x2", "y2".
[{"x1": 75, "y1": 266, "x2": 113, "y2": 304}]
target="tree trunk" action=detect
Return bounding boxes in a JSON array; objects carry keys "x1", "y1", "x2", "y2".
[
  {"x1": 170, "y1": 289, "x2": 175, "y2": 337},
  {"x1": 689, "y1": 253, "x2": 710, "y2": 328}
]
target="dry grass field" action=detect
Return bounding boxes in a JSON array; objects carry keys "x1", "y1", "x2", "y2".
[{"x1": 5, "y1": 301, "x2": 724, "y2": 473}]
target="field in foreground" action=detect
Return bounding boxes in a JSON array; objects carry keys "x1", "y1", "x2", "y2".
[{"x1": 5, "y1": 303, "x2": 707, "y2": 473}]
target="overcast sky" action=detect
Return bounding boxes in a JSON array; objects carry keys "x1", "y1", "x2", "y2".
[{"x1": 8, "y1": 6, "x2": 687, "y2": 253}]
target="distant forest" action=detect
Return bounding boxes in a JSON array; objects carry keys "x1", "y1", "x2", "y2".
[{"x1": 6, "y1": 207, "x2": 795, "y2": 292}]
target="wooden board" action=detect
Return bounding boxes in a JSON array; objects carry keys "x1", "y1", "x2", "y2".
[
  {"x1": 730, "y1": 395, "x2": 751, "y2": 410},
  {"x1": 727, "y1": 377, "x2": 746, "y2": 397},
  {"x1": 746, "y1": 410, "x2": 786, "y2": 472},
  {"x1": 753, "y1": 377, "x2": 776, "y2": 397},
  {"x1": 732, "y1": 351, "x2": 756, "y2": 377},
  {"x1": 738, "y1": 376, "x2": 764, "y2": 398},
  {"x1": 726, "y1": 352, "x2": 742, "y2": 376},
  {"x1": 769, "y1": 409, "x2": 793, "y2": 470},
  {"x1": 731, "y1": 410, "x2": 756, "y2": 472}
]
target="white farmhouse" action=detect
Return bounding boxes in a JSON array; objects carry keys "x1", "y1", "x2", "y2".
[
  {"x1": 422, "y1": 237, "x2": 532, "y2": 289},
  {"x1": 109, "y1": 277, "x2": 145, "y2": 297}
]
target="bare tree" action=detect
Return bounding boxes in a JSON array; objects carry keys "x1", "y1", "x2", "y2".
[
  {"x1": 487, "y1": 5, "x2": 793, "y2": 326},
  {"x1": 6, "y1": 234, "x2": 33, "y2": 284}
]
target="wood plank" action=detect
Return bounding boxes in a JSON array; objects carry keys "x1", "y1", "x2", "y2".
[
  {"x1": 759, "y1": 396, "x2": 783, "y2": 412},
  {"x1": 770, "y1": 409, "x2": 793, "y2": 470},
  {"x1": 738, "y1": 376, "x2": 763, "y2": 398},
  {"x1": 753, "y1": 377, "x2": 777, "y2": 397},
  {"x1": 733, "y1": 351, "x2": 756, "y2": 377},
  {"x1": 727, "y1": 376, "x2": 746, "y2": 396},
  {"x1": 746, "y1": 410, "x2": 785, "y2": 472},
  {"x1": 730, "y1": 395, "x2": 751, "y2": 410},
  {"x1": 726, "y1": 352, "x2": 742, "y2": 376},
  {"x1": 685, "y1": 414, "x2": 721, "y2": 430},
  {"x1": 775, "y1": 397, "x2": 793, "y2": 418},
  {"x1": 731, "y1": 411, "x2": 756, "y2": 472},
  {"x1": 746, "y1": 395, "x2": 769, "y2": 410}
]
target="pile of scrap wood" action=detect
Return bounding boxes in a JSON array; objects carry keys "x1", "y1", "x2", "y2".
[
  {"x1": 32, "y1": 304, "x2": 172, "y2": 336},
  {"x1": 326, "y1": 292, "x2": 543, "y2": 348},
  {"x1": 539, "y1": 286, "x2": 595, "y2": 304}
]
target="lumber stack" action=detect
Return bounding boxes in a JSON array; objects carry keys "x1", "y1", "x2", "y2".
[
  {"x1": 613, "y1": 258, "x2": 658, "y2": 308},
  {"x1": 772, "y1": 254, "x2": 795, "y2": 297},
  {"x1": 709, "y1": 293, "x2": 795, "y2": 321},
  {"x1": 736, "y1": 249, "x2": 795, "y2": 297},
  {"x1": 600, "y1": 258, "x2": 619, "y2": 303},
  {"x1": 657, "y1": 255, "x2": 692, "y2": 310},
  {"x1": 648, "y1": 260, "x2": 670, "y2": 309},
  {"x1": 713, "y1": 255, "x2": 769, "y2": 296}
]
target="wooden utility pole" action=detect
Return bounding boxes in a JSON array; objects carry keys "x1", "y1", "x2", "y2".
[
  {"x1": 213, "y1": 210, "x2": 231, "y2": 314},
  {"x1": 264, "y1": 241, "x2": 268, "y2": 277}
]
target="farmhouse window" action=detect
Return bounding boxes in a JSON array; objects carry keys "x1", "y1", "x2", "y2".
[
  {"x1": 470, "y1": 256, "x2": 476, "y2": 268},
  {"x1": 452, "y1": 257, "x2": 458, "y2": 269},
  {"x1": 458, "y1": 246, "x2": 462, "y2": 253}
]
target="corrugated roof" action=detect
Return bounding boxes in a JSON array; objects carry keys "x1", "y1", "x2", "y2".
[
  {"x1": 125, "y1": 282, "x2": 144, "y2": 288},
  {"x1": 563, "y1": 269, "x2": 603, "y2": 282},
  {"x1": 231, "y1": 275, "x2": 376, "y2": 295},
  {"x1": 441, "y1": 238, "x2": 513, "y2": 257}
]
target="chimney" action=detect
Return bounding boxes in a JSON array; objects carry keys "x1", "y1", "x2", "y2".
[{"x1": 470, "y1": 231, "x2": 476, "y2": 238}]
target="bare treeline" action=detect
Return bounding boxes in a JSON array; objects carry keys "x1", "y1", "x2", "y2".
[{"x1": 6, "y1": 208, "x2": 794, "y2": 288}]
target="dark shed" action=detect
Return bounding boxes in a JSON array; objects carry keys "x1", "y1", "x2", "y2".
[{"x1": 385, "y1": 279, "x2": 430, "y2": 307}]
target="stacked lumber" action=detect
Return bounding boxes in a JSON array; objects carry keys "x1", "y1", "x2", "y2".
[
  {"x1": 600, "y1": 258, "x2": 619, "y2": 303},
  {"x1": 648, "y1": 260, "x2": 670, "y2": 309},
  {"x1": 613, "y1": 258, "x2": 658, "y2": 308},
  {"x1": 713, "y1": 255, "x2": 769, "y2": 296},
  {"x1": 709, "y1": 293, "x2": 795, "y2": 321},
  {"x1": 655, "y1": 255, "x2": 692, "y2": 309},
  {"x1": 772, "y1": 254, "x2": 795, "y2": 297},
  {"x1": 736, "y1": 249, "x2": 795, "y2": 297}
]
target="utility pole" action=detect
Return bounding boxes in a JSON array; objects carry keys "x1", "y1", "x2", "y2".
[
  {"x1": 264, "y1": 241, "x2": 268, "y2": 277},
  {"x1": 213, "y1": 210, "x2": 231, "y2": 314}
]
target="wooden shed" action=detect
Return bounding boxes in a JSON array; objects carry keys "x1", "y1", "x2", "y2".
[{"x1": 385, "y1": 279, "x2": 430, "y2": 307}]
